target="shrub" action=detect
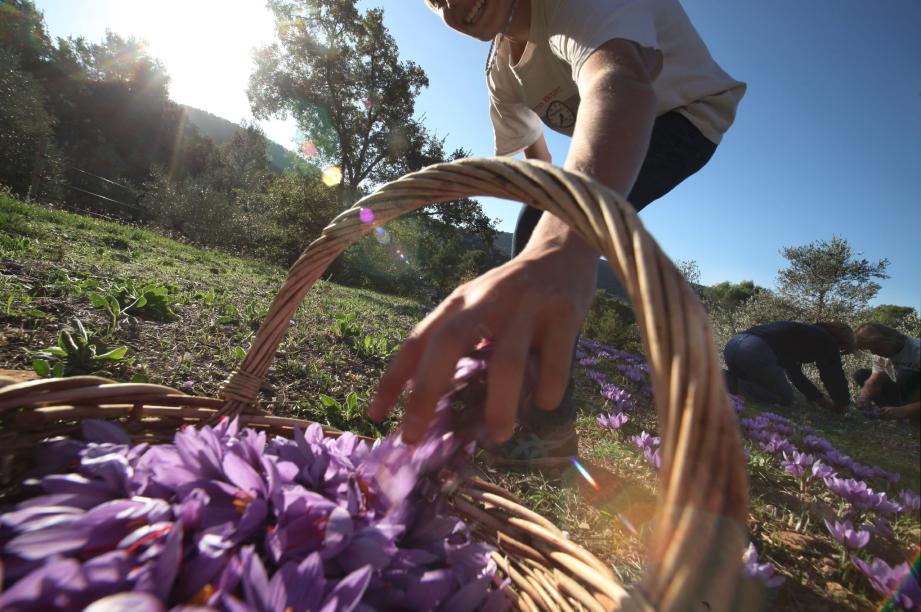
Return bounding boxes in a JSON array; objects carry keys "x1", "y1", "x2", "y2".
[{"x1": 581, "y1": 290, "x2": 643, "y2": 354}]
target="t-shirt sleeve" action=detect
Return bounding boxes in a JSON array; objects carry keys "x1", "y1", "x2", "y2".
[
  {"x1": 546, "y1": 0, "x2": 662, "y2": 84},
  {"x1": 488, "y1": 92, "x2": 544, "y2": 156}
]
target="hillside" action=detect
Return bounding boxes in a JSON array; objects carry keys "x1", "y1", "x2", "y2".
[
  {"x1": 180, "y1": 105, "x2": 302, "y2": 174},
  {"x1": 1, "y1": 196, "x2": 919, "y2": 611}
]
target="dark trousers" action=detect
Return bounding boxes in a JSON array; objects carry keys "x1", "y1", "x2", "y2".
[
  {"x1": 854, "y1": 368, "x2": 921, "y2": 407},
  {"x1": 724, "y1": 333, "x2": 795, "y2": 406},
  {"x1": 515, "y1": 111, "x2": 718, "y2": 427}
]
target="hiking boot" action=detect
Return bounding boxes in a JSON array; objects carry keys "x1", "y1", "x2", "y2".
[{"x1": 483, "y1": 420, "x2": 579, "y2": 471}]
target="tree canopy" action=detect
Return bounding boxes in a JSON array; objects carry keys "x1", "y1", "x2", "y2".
[{"x1": 776, "y1": 235, "x2": 889, "y2": 321}]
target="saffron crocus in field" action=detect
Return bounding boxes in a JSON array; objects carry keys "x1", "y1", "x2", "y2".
[
  {"x1": 758, "y1": 434, "x2": 796, "y2": 456},
  {"x1": 597, "y1": 412, "x2": 628, "y2": 431},
  {"x1": 584, "y1": 370, "x2": 607, "y2": 386},
  {"x1": 616, "y1": 363, "x2": 647, "y2": 383},
  {"x1": 578, "y1": 356, "x2": 599, "y2": 367},
  {"x1": 630, "y1": 431, "x2": 660, "y2": 450},
  {"x1": 600, "y1": 384, "x2": 633, "y2": 411},
  {"x1": 823, "y1": 449, "x2": 853, "y2": 469},
  {"x1": 852, "y1": 557, "x2": 921, "y2": 610},
  {"x1": 802, "y1": 435, "x2": 834, "y2": 453},
  {"x1": 898, "y1": 489, "x2": 921, "y2": 513},
  {"x1": 742, "y1": 542, "x2": 785, "y2": 588},
  {"x1": 823, "y1": 519, "x2": 870, "y2": 549},
  {"x1": 811, "y1": 460, "x2": 835, "y2": 481},
  {"x1": 781, "y1": 451, "x2": 814, "y2": 479},
  {"x1": 643, "y1": 446, "x2": 661, "y2": 470},
  {"x1": 729, "y1": 393, "x2": 745, "y2": 414}
]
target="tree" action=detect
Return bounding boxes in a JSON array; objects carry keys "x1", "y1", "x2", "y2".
[
  {"x1": 249, "y1": 0, "x2": 428, "y2": 195},
  {"x1": 704, "y1": 280, "x2": 764, "y2": 312},
  {"x1": 0, "y1": 48, "x2": 54, "y2": 196},
  {"x1": 776, "y1": 235, "x2": 888, "y2": 320},
  {"x1": 869, "y1": 305, "x2": 921, "y2": 337},
  {"x1": 249, "y1": 0, "x2": 498, "y2": 283}
]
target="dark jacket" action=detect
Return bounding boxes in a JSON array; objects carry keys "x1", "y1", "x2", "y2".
[{"x1": 746, "y1": 321, "x2": 850, "y2": 406}]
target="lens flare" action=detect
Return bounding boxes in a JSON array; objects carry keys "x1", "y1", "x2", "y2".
[
  {"x1": 359, "y1": 207, "x2": 375, "y2": 224},
  {"x1": 321, "y1": 166, "x2": 342, "y2": 187},
  {"x1": 301, "y1": 141, "x2": 318, "y2": 157},
  {"x1": 375, "y1": 227, "x2": 391, "y2": 245},
  {"x1": 571, "y1": 458, "x2": 600, "y2": 490}
]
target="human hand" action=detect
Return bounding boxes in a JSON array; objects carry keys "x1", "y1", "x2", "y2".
[{"x1": 368, "y1": 237, "x2": 597, "y2": 444}]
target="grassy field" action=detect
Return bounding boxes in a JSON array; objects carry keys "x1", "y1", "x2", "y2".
[{"x1": 1, "y1": 193, "x2": 918, "y2": 610}]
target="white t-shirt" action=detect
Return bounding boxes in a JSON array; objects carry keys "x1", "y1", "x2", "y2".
[
  {"x1": 872, "y1": 336, "x2": 921, "y2": 379},
  {"x1": 487, "y1": 0, "x2": 747, "y2": 155}
]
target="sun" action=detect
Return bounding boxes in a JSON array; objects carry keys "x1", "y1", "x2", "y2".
[{"x1": 111, "y1": 1, "x2": 275, "y2": 122}]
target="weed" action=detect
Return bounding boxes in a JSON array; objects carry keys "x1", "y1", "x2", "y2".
[
  {"x1": 89, "y1": 279, "x2": 178, "y2": 331},
  {"x1": 32, "y1": 318, "x2": 129, "y2": 377},
  {"x1": 330, "y1": 312, "x2": 362, "y2": 342}
]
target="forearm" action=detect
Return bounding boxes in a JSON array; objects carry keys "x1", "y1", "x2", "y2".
[
  {"x1": 524, "y1": 54, "x2": 657, "y2": 267},
  {"x1": 859, "y1": 372, "x2": 886, "y2": 402}
]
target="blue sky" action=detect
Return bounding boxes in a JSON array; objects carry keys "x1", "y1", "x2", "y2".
[{"x1": 36, "y1": 0, "x2": 920, "y2": 309}]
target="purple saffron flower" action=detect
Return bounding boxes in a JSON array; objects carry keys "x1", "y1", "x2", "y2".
[
  {"x1": 802, "y1": 435, "x2": 834, "y2": 453},
  {"x1": 823, "y1": 449, "x2": 852, "y2": 468},
  {"x1": 643, "y1": 446, "x2": 661, "y2": 470},
  {"x1": 742, "y1": 542, "x2": 785, "y2": 588},
  {"x1": 630, "y1": 431, "x2": 660, "y2": 450},
  {"x1": 823, "y1": 519, "x2": 870, "y2": 549},
  {"x1": 781, "y1": 451, "x2": 814, "y2": 479},
  {"x1": 729, "y1": 394, "x2": 745, "y2": 414},
  {"x1": 578, "y1": 356, "x2": 599, "y2": 367},
  {"x1": 898, "y1": 489, "x2": 921, "y2": 513},
  {"x1": 811, "y1": 460, "x2": 835, "y2": 481},
  {"x1": 181, "y1": 380, "x2": 195, "y2": 389},
  {"x1": 597, "y1": 412, "x2": 628, "y2": 431},
  {"x1": 600, "y1": 383, "x2": 633, "y2": 411},
  {"x1": 758, "y1": 434, "x2": 796, "y2": 456},
  {"x1": 852, "y1": 557, "x2": 921, "y2": 609},
  {"x1": 616, "y1": 363, "x2": 647, "y2": 383}
]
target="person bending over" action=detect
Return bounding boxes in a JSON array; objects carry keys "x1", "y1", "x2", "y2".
[
  {"x1": 369, "y1": 0, "x2": 745, "y2": 468},
  {"x1": 723, "y1": 321, "x2": 854, "y2": 413},
  {"x1": 853, "y1": 322, "x2": 920, "y2": 422}
]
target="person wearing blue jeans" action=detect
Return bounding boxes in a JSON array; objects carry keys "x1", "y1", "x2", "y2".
[{"x1": 723, "y1": 321, "x2": 855, "y2": 412}]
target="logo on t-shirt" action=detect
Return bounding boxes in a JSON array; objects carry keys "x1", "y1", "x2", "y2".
[{"x1": 545, "y1": 100, "x2": 576, "y2": 131}]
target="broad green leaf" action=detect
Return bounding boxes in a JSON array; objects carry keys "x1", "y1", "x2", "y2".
[
  {"x1": 32, "y1": 358, "x2": 50, "y2": 377},
  {"x1": 319, "y1": 394, "x2": 340, "y2": 409},
  {"x1": 96, "y1": 346, "x2": 128, "y2": 360}
]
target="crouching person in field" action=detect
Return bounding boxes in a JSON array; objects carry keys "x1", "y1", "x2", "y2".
[
  {"x1": 723, "y1": 321, "x2": 855, "y2": 413},
  {"x1": 853, "y1": 322, "x2": 920, "y2": 424}
]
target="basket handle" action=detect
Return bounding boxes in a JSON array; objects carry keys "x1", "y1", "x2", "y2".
[{"x1": 219, "y1": 157, "x2": 749, "y2": 610}]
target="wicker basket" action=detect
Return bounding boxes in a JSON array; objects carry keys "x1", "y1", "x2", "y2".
[{"x1": 0, "y1": 158, "x2": 751, "y2": 610}]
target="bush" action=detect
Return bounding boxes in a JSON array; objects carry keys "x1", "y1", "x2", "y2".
[{"x1": 581, "y1": 290, "x2": 643, "y2": 354}]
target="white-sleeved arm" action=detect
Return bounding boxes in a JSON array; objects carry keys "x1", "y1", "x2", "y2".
[
  {"x1": 547, "y1": 0, "x2": 662, "y2": 84},
  {"x1": 489, "y1": 91, "x2": 544, "y2": 157}
]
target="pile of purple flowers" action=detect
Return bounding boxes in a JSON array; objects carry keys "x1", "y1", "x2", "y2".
[{"x1": 0, "y1": 347, "x2": 511, "y2": 611}]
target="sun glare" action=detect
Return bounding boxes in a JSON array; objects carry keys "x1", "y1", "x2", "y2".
[{"x1": 105, "y1": 1, "x2": 276, "y2": 127}]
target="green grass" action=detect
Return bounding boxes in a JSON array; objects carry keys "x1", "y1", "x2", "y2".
[
  {"x1": 0, "y1": 193, "x2": 420, "y2": 437},
  {"x1": 1, "y1": 192, "x2": 918, "y2": 611}
]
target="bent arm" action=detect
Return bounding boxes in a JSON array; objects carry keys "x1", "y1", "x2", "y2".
[
  {"x1": 522, "y1": 37, "x2": 658, "y2": 270},
  {"x1": 858, "y1": 371, "x2": 889, "y2": 404}
]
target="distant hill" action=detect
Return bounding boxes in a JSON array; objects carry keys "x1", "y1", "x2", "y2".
[{"x1": 180, "y1": 105, "x2": 301, "y2": 173}]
